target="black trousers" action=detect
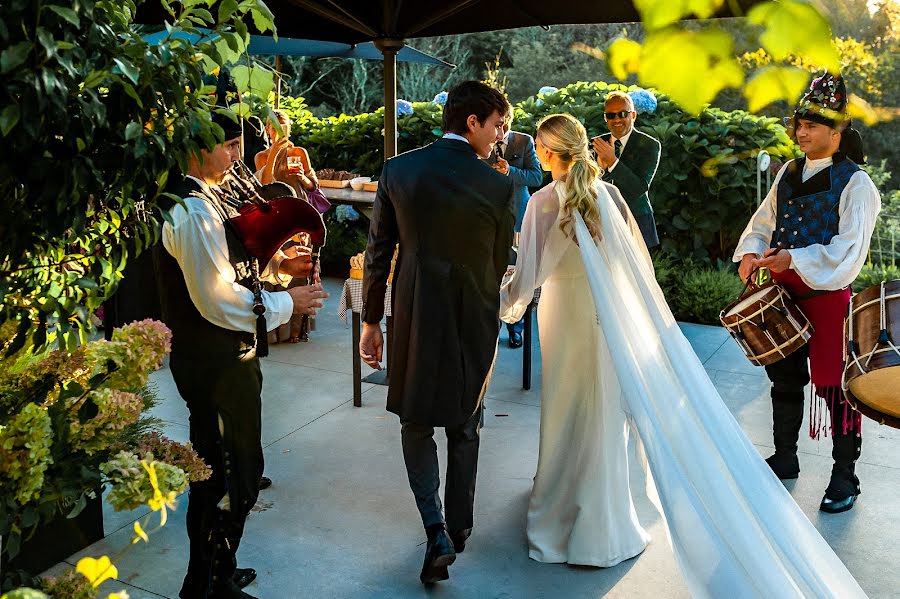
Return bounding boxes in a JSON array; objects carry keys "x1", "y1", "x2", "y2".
[
  {"x1": 401, "y1": 407, "x2": 482, "y2": 532},
  {"x1": 170, "y1": 351, "x2": 264, "y2": 596},
  {"x1": 764, "y1": 345, "x2": 860, "y2": 443}
]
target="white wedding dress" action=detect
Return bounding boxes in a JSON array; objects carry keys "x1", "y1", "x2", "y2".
[{"x1": 500, "y1": 179, "x2": 867, "y2": 598}]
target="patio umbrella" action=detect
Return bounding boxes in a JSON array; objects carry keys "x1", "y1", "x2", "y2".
[{"x1": 140, "y1": 0, "x2": 762, "y2": 159}]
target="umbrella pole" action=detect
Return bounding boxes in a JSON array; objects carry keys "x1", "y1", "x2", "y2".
[
  {"x1": 375, "y1": 38, "x2": 404, "y2": 160},
  {"x1": 275, "y1": 55, "x2": 282, "y2": 109}
]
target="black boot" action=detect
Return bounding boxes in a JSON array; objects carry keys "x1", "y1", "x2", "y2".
[
  {"x1": 206, "y1": 512, "x2": 257, "y2": 599},
  {"x1": 765, "y1": 391, "x2": 804, "y2": 480},
  {"x1": 820, "y1": 433, "x2": 862, "y2": 514}
]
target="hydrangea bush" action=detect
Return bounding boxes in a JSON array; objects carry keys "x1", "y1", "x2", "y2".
[{"x1": 0, "y1": 320, "x2": 208, "y2": 565}]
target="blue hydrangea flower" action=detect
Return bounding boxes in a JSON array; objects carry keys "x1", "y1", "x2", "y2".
[
  {"x1": 535, "y1": 86, "x2": 558, "y2": 107},
  {"x1": 628, "y1": 89, "x2": 657, "y2": 115},
  {"x1": 335, "y1": 205, "x2": 360, "y2": 223},
  {"x1": 396, "y1": 99, "x2": 414, "y2": 116},
  {"x1": 432, "y1": 91, "x2": 448, "y2": 106}
]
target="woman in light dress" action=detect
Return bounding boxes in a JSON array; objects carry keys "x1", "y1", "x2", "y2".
[{"x1": 500, "y1": 113, "x2": 867, "y2": 598}]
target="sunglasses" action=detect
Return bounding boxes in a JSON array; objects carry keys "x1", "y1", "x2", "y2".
[{"x1": 604, "y1": 110, "x2": 632, "y2": 120}]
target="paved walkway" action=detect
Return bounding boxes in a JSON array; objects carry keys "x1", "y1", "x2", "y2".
[{"x1": 46, "y1": 277, "x2": 900, "y2": 598}]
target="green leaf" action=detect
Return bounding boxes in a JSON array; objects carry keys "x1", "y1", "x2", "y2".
[
  {"x1": 1, "y1": 104, "x2": 20, "y2": 136},
  {"x1": 744, "y1": 66, "x2": 810, "y2": 113},
  {"x1": 47, "y1": 4, "x2": 81, "y2": 27},
  {"x1": 250, "y1": 2, "x2": 276, "y2": 33},
  {"x1": 637, "y1": 27, "x2": 744, "y2": 114},
  {"x1": 606, "y1": 38, "x2": 642, "y2": 81},
  {"x1": 1, "y1": 41, "x2": 32, "y2": 74},
  {"x1": 634, "y1": 0, "x2": 725, "y2": 30},
  {"x1": 83, "y1": 69, "x2": 106, "y2": 88},
  {"x1": 125, "y1": 121, "x2": 142, "y2": 141},
  {"x1": 113, "y1": 57, "x2": 140, "y2": 84},
  {"x1": 219, "y1": 0, "x2": 239, "y2": 21},
  {"x1": 748, "y1": 0, "x2": 840, "y2": 72}
]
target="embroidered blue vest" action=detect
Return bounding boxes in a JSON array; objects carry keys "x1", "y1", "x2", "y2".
[{"x1": 771, "y1": 156, "x2": 860, "y2": 250}]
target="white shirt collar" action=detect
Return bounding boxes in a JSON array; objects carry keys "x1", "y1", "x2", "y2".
[
  {"x1": 443, "y1": 133, "x2": 470, "y2": 145},
  {"x1": 801, "y1": 155, "x2": 833, "y2": 182}
]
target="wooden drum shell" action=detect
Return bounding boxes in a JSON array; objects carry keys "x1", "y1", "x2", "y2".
[
  {"x1": 720, "y1": 283, "x2": 813, "y2": 367},
  {"x1": 843, "y1": 280, "x2": 900, "y2": 428}
]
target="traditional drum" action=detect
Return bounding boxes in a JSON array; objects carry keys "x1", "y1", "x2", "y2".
[
  {"x1": 843, "y1": 280, "x2": 900, "y2": 428},
  {"x1": 720, "y1": 282, "x2": 813, "y2": 367}
]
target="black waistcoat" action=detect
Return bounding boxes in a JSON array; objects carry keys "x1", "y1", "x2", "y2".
[{"x1": 154, "y1": 177, "x2": 258, "y2": 358}]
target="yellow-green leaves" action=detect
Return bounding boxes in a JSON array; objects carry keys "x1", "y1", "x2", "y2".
[
  {"x1": 634, "y1": 0, "x2": 725, "y2": 30},
  {"x1": 744, "y1": 65, "x2": 810, "y2": 112},
  {"x1": 607, "y1": 39, "x2": 642, "y2": 81},
  {"x1": 748, "y1": 0, "x2": 840, "y2": 72},
  {"x1": 231, "y1": 64, "x2": 275, "y2": 97},
  {"x1": 609, "y1": 27, "x2": 744, "y2": 114},
  {"x1": 76, "y1": 555, "x2": 118, "y2": 588}
]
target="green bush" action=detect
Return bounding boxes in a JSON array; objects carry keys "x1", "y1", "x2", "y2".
[
  {"x1": 283, "y1": 80, "x2": 799, "y2": 264},
  {"x1": 668, "y1": 267, "x2": 745, "y2": 325},
  {"x1": 513, "y1": 82, "x2": 800, "y2": 263},
  {"x1": 852, "y1": 262, "x2": 900, "y2": 293},
  {"x1": 319, "y1": 210, "x2": 368, "y2": 278}
]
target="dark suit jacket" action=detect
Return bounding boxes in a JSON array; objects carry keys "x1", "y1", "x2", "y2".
[
  {"x1": 600, "y1": 128, "x2": 661, "y2": 247},
  {"x1": 362, "y1": 138, "x2": 515, "y2": 427},
  {"x1": 484, "y1": 131, "x2": 543, "y2": 231}
]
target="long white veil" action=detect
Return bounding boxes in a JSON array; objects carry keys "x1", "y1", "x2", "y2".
[{"x1": 569, "y1": 183, "x2": 867, "y2": 598}]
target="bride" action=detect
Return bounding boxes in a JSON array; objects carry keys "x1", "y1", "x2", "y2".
[{"x1": 500, "y1": 113, "x2": 867, "y2": 598}]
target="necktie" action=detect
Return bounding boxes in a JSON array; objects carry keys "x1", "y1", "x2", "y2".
[
  {"x1": 495, "y1": 142, "x2": 504, "y2": 160},
  {"x1": 614, "y1": 139, "x2": 622, "y2": 158}
]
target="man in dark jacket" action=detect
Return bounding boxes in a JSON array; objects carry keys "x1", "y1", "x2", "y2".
[
  {"x1": 360, "y1": 81, "x2": 515, "y2": 585},
  {"x1": 592, "y1": 91, "x2": 662, "y2": 248}
]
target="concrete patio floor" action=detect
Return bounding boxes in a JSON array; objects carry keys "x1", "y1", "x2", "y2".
[{"x1": 46, "y1": 277, "x2": 900, "y2": 598}]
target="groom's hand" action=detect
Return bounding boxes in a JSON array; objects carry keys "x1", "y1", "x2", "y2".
[{"x1": 360, "y1": 322, "x2": 384, "y2": 370}]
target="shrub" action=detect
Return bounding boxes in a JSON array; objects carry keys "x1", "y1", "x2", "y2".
[
  {"x1": 319, "y1": 210, "x2": 369, "y2": 278},
  {"x1": 852, "y1": 262, "x2": 900, "y2": 293},
  {"x1": 668, "y1": 267, "x2": 745, "y2": 325},
  {"x1": 287, "y1": 80, "x2": 799, "y2": 264}
]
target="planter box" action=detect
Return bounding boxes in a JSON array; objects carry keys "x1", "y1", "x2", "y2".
[{"x1": 2, "y1": 494, "x2": 104, "y2": 577}]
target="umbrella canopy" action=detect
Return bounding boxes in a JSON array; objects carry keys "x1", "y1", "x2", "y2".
[
  {"x1": 142, "y1": 28, "x2": 453, "y2": 66},
  {"x1": 140, "y1": 0, "x2": 763, "y2": 160}
]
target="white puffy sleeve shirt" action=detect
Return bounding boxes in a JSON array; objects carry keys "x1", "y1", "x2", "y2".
[
  {"x1": 161, "y1": 181, "x2": 294, "y2": 333},
  {"x1": 732, "y1": 157, "x2": 881, "y2": 291}
]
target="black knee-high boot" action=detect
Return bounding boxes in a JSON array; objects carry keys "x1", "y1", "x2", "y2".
[
  {"x1": 765, "y1": 390, "x2": 804, "y2": 479},
  {"x1": 207, "y1": 511, "x2": 257, "y2": 599}
]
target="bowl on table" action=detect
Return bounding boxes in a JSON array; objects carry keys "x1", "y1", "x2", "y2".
[{"x1": 349, "y1": 176, "x2": 371, "y2": 191}]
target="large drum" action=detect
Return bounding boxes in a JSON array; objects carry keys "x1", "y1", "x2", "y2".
[
  {"x1": 720, "y1": 282, "x2": 813, "y2": 367},
  {"x1": 843, "y1": 280, "x2": 900, "y2": 428}
]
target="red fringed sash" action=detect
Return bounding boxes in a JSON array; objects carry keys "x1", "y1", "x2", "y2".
[{"x1": 772, "y1": 269, "x2": 862, "y2": 438}]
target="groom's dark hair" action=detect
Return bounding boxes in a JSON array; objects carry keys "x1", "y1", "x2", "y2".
[{"x1": 442, "y1": 81, "x2": 510, "y2": 135}]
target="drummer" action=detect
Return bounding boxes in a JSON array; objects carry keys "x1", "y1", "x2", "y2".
[{"x1": 733, "y1": 72, "x2": 881, "y2": 513}]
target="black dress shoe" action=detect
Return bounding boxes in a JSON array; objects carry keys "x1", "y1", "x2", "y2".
[
  {"x1": 820, "y1": 469, "x2": 860, "y2": 514},
  {"x1": 233, "y1": 568, "x2": 257, "y2": 588},
  {"x1": 449, "y1": 528, "x2": 472, "y2": 553},
  {"x1": 765, "y1": 452, "x2": 799, "y2": 480},
  {"x1": 258, "y1": 476, "x2": 272, "y2": 490},
  {"x1": 508, "y1": 331, "x2": 523, "y2": 349},
  {"x1": 420, "y1": 530, "x2": 456, "y2": 584}
]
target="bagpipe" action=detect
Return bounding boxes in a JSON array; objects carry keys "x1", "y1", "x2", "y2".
[{"x1": 213, "y1": 160, "x2": 327, "y2": 355}]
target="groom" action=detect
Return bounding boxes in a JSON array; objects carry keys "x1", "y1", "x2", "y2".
[{"x1": 360, "y1": 80, "x2": 515, "y2": 584}]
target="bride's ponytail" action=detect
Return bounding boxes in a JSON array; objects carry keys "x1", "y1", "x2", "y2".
[{"x1": 535, "y1": 114, "x2": 602, "y2": 239}]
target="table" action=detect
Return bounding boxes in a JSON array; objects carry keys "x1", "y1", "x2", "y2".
[
  {"x1": 321, "y1": 186, "x2": 375, "y2": 218},
  {"x1": 339, "y1": 277, "x2": 392, "y2": 407},
  {"x1": 521, "y1": 287, "x2": 542, "y2": 390}
]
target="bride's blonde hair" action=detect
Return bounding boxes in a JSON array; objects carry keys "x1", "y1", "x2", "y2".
[{"x1": 535, "y1": 113, "x2": 602, "y2": 239}]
